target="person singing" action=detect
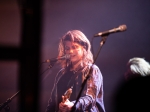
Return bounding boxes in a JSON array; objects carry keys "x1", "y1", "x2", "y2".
[{"x1": 45, "y1": 30, "x2": 106, "y2": 112}]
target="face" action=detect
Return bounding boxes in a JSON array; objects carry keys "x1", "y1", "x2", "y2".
[{"x1": 64, "y1": 41, "x2": 84, "y2": 63}]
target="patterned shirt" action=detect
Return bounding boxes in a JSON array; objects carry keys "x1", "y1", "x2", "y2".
[{"x1": 45, "y1": 64, "x2": 106, "y2": 112}]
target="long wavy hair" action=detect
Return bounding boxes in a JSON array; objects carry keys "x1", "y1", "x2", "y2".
[{"x1": 58, "y1": 30, "x2": 93, "y2": 68}]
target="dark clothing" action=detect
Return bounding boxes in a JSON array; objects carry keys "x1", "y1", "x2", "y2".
[
  {"x1": 114, "y1": 76, "x2": 150, "y2": 112},
  {"x1": 45, "y1": 64, "x2": 105, "y2": 112}
]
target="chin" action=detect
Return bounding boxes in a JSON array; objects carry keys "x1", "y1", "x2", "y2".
[{"x1": 70, "y1": 59, "x2": 76, "y2": 62}]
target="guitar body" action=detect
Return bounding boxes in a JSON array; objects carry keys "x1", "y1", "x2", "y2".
[{"x1": 58, "y1": 87, "x2": 73, "y2": 112}]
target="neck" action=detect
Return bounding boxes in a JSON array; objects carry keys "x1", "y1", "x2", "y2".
[{"x1": 71, "y1": 60, "x2": 83, "y2": 71}]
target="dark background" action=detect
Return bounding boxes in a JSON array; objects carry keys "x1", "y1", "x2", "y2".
[{"x1": 0, "y1": 0, "x2": 150, "y2": 112}]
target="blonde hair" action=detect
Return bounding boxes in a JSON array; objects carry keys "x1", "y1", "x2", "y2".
[
  {"x1": 125, "y1": 57, "x2": 150, "y2": 80},
  {"x1": 129, "y1": 57, "x2": 150, "y2": 76},
  {"x1": 58, "y1": 30, "x2": 93, "y2": 68}
]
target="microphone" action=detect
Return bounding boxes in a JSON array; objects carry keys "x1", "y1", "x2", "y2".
[
  {"x1": 45, "y1": 54, "x2": 70, "y2": 63},
  {"x1": 94, "y1": 24, "x2": 127, "y2": 37}
]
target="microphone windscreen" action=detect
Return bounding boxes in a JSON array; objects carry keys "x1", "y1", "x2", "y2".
[{"x1": 119, "y1": 25, "x2": 127, "y2": 31}]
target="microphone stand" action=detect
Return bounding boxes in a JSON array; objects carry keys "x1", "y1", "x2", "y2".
[
  {"x1": 0, "y1": 91, "x2": 20, "y2": 112},
  {"x1": 0, "y1": 61, "x2": 56, "y2": 112},
  {"x1": 71, "y1": 35, "x2": 108, "y2": 112}
]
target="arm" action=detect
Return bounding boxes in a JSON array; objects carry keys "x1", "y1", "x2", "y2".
[{"x1": 72, "y1": 64, "x2": 102, "y2": 111}]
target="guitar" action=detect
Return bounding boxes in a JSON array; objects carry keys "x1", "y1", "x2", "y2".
[
  {"x1": 62, "y1": 86, "x2": 73, "y2": 103},
  {"x1": 58, "y1": 87, "x2": 73, "y2": 112}
]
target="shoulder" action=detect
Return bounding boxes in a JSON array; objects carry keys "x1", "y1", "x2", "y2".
[
  {"x1": 86, "y1": 63, "x2": 102, "y2": 76},
  {"x1": 87, "y1": 63, "x2": 100, "y2": 71}
]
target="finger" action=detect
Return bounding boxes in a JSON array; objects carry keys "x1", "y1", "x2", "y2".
[
  {"x1": 62, "y1": 95, "x2": 64, "y2": 103},
  {"x1": 59, "y1": 103, "x2": 68, "y2": 112},
  {"x1": 59, "y1": 103, "x2": 64, "y2": 111}
]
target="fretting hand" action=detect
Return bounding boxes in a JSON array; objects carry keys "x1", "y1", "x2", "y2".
[{"x1": 59, "y1": 96, "x2": 74, "y2": 112}]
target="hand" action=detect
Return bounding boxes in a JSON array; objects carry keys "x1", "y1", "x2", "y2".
[{"x1": 59, "y1": 96, "x2": 74, "y2": 112}]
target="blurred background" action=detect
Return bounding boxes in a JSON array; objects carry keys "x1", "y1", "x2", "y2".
[{"x1": 0, "y1": 0, "x2": 150, "y2": 112}]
